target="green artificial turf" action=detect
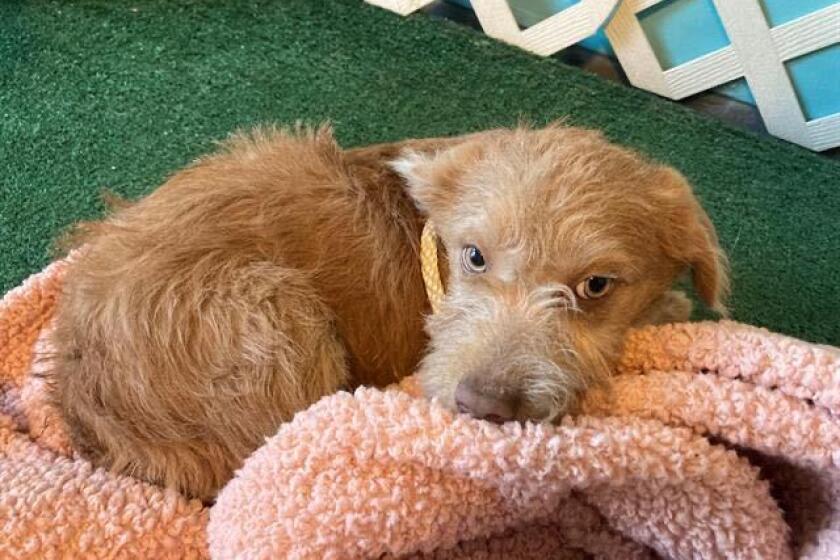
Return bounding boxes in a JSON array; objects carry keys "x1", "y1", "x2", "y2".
[{"x1": 1, "y1": 0, "x2": 838, "y2": 344}]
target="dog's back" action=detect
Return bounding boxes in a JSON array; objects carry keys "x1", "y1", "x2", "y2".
[{"x1": 49, "y1": 126, "x2": 433, "y2": 500}]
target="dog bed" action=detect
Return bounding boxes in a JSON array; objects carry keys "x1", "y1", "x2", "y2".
[{"x1": 1, "y1": 260, "x2": 838, "y2": 559}]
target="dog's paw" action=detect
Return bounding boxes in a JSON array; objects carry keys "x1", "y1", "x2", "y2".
[{"x1": 637, "y1": 290, "x2": 693, "y2": 326}]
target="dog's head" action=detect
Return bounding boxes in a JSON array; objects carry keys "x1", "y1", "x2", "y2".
[{"x1": 394, "y1": 125, "x2": 728, "y2": 423}]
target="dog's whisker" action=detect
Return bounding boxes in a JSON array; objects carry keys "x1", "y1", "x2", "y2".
[
  {"x1": 544, "y1": 297, "x2": 580, "y2": 312},
  {"x1": 525, "y1": 284, "x2": 578, "y2": 314}
]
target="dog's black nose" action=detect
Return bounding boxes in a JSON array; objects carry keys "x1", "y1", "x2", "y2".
[{"x1": 454, "y1": 380, "x2": 515, "y2": 424}]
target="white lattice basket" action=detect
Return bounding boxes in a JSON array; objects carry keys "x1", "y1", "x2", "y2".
[{"x1": 366, "y1": 0, "x2": 840, "y2": 152}]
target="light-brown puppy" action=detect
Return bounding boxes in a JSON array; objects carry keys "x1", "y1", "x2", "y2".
[{"x1": 49, "y1": 124, "x2": 727, "y2": 501}]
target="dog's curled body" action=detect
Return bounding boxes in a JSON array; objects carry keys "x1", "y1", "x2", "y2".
[
  {"x1": 49, "y1": 125, "x2": 727, "y2": 500},
  {"x1": 50, "y1": 127, "x2": 446, "y2": 500}
]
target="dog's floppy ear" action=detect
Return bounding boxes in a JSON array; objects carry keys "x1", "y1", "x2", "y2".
[
  {"x1": 391, "y1": 143, "x2": 475, "y2": 218},
  {"x1": 654, "y1": 167, "x2": 730, "y2": 315},
  {"x1": 390, "y1": 150, "x2": 437, "y2": 213}
]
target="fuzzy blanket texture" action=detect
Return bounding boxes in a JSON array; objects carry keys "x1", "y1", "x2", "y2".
[{"x1": 1, "y1": 260, "x2": 839, "y2": 559}]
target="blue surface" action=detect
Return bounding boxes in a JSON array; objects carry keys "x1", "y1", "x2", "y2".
[
  {"x1": 716, "y1": 79, "x2": 755, "y2": 107},
  {"x1": 447, "y1": 0, "x2": 838, "y2": 120},
  {"x1": 449, "y1": 0, "x2": 615, "y2": 54},
  {"x1": 760, "y1": 0, "x2": 838, "y2": 26},
  {"x1": 638, "y1": 0, "x2": 730, "y2": 69},
  {"x1": 786, "y1": 44, "x2": 840, "y2": 121}
]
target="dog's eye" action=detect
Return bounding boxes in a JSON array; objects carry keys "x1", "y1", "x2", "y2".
[
  {"x1": 575, "y1": 276, "x2": 613, "y2": 299},
  {"x1": 461, "y1": 245, "x2": 486, "y2": 273}
]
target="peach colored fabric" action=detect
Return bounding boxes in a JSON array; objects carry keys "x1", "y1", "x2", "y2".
[
  {"x1": 0, "y1": 261, "x2": 208, "y2": 559},
  {"x1": 0, "y1": 262, "x2": 837, "y2": 559}
]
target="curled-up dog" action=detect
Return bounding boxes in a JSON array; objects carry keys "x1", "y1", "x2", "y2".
[{"x1": 48, "y1": 123, "x2": 728, "y2": 501}]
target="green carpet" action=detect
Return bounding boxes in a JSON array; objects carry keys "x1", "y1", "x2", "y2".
[{"x1": 1, "y1": 0, "x2": 839, "y2": 345}]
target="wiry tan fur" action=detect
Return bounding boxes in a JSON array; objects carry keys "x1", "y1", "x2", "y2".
[
  {"x1": 48, "y1": 123, "x2": 728, "y2": 501},
  {"x1": 398, "y1": 126, "x2": 728, "y2": 422}
]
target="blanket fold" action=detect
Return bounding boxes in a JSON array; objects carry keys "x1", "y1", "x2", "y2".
[{"x1": 1, "y1": 261, "x2": 838, "y2": 559}]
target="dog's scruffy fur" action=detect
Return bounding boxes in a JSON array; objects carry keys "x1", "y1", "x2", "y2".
[{"x1": 49, "y1": 124, "x2": 728, "y2": 501}]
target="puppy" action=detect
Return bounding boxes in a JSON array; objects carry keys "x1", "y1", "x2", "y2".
[{"x1": 48, "y1": 124, "x2": 727, "y2": 501}]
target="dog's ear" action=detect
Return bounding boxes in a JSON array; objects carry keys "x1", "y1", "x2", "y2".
[
  {"x1": 654, "y1": 167, "x2": 730, "y2": 315},
  {"x1": 391, "y1": 146, "x2": 471, "y2": 218}
]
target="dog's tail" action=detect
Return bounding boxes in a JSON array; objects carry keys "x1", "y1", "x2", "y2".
[
  {"x1": 52, "y1": 188, "x2": 133, "y2": 257},
  {"x1": 99, "y1": 188, "x2": 131, "y2": 212}
]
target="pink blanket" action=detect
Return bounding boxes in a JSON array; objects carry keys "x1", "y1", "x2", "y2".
[{"x1": 1, "y1": 260, "x2": 838, "y2": 559}]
